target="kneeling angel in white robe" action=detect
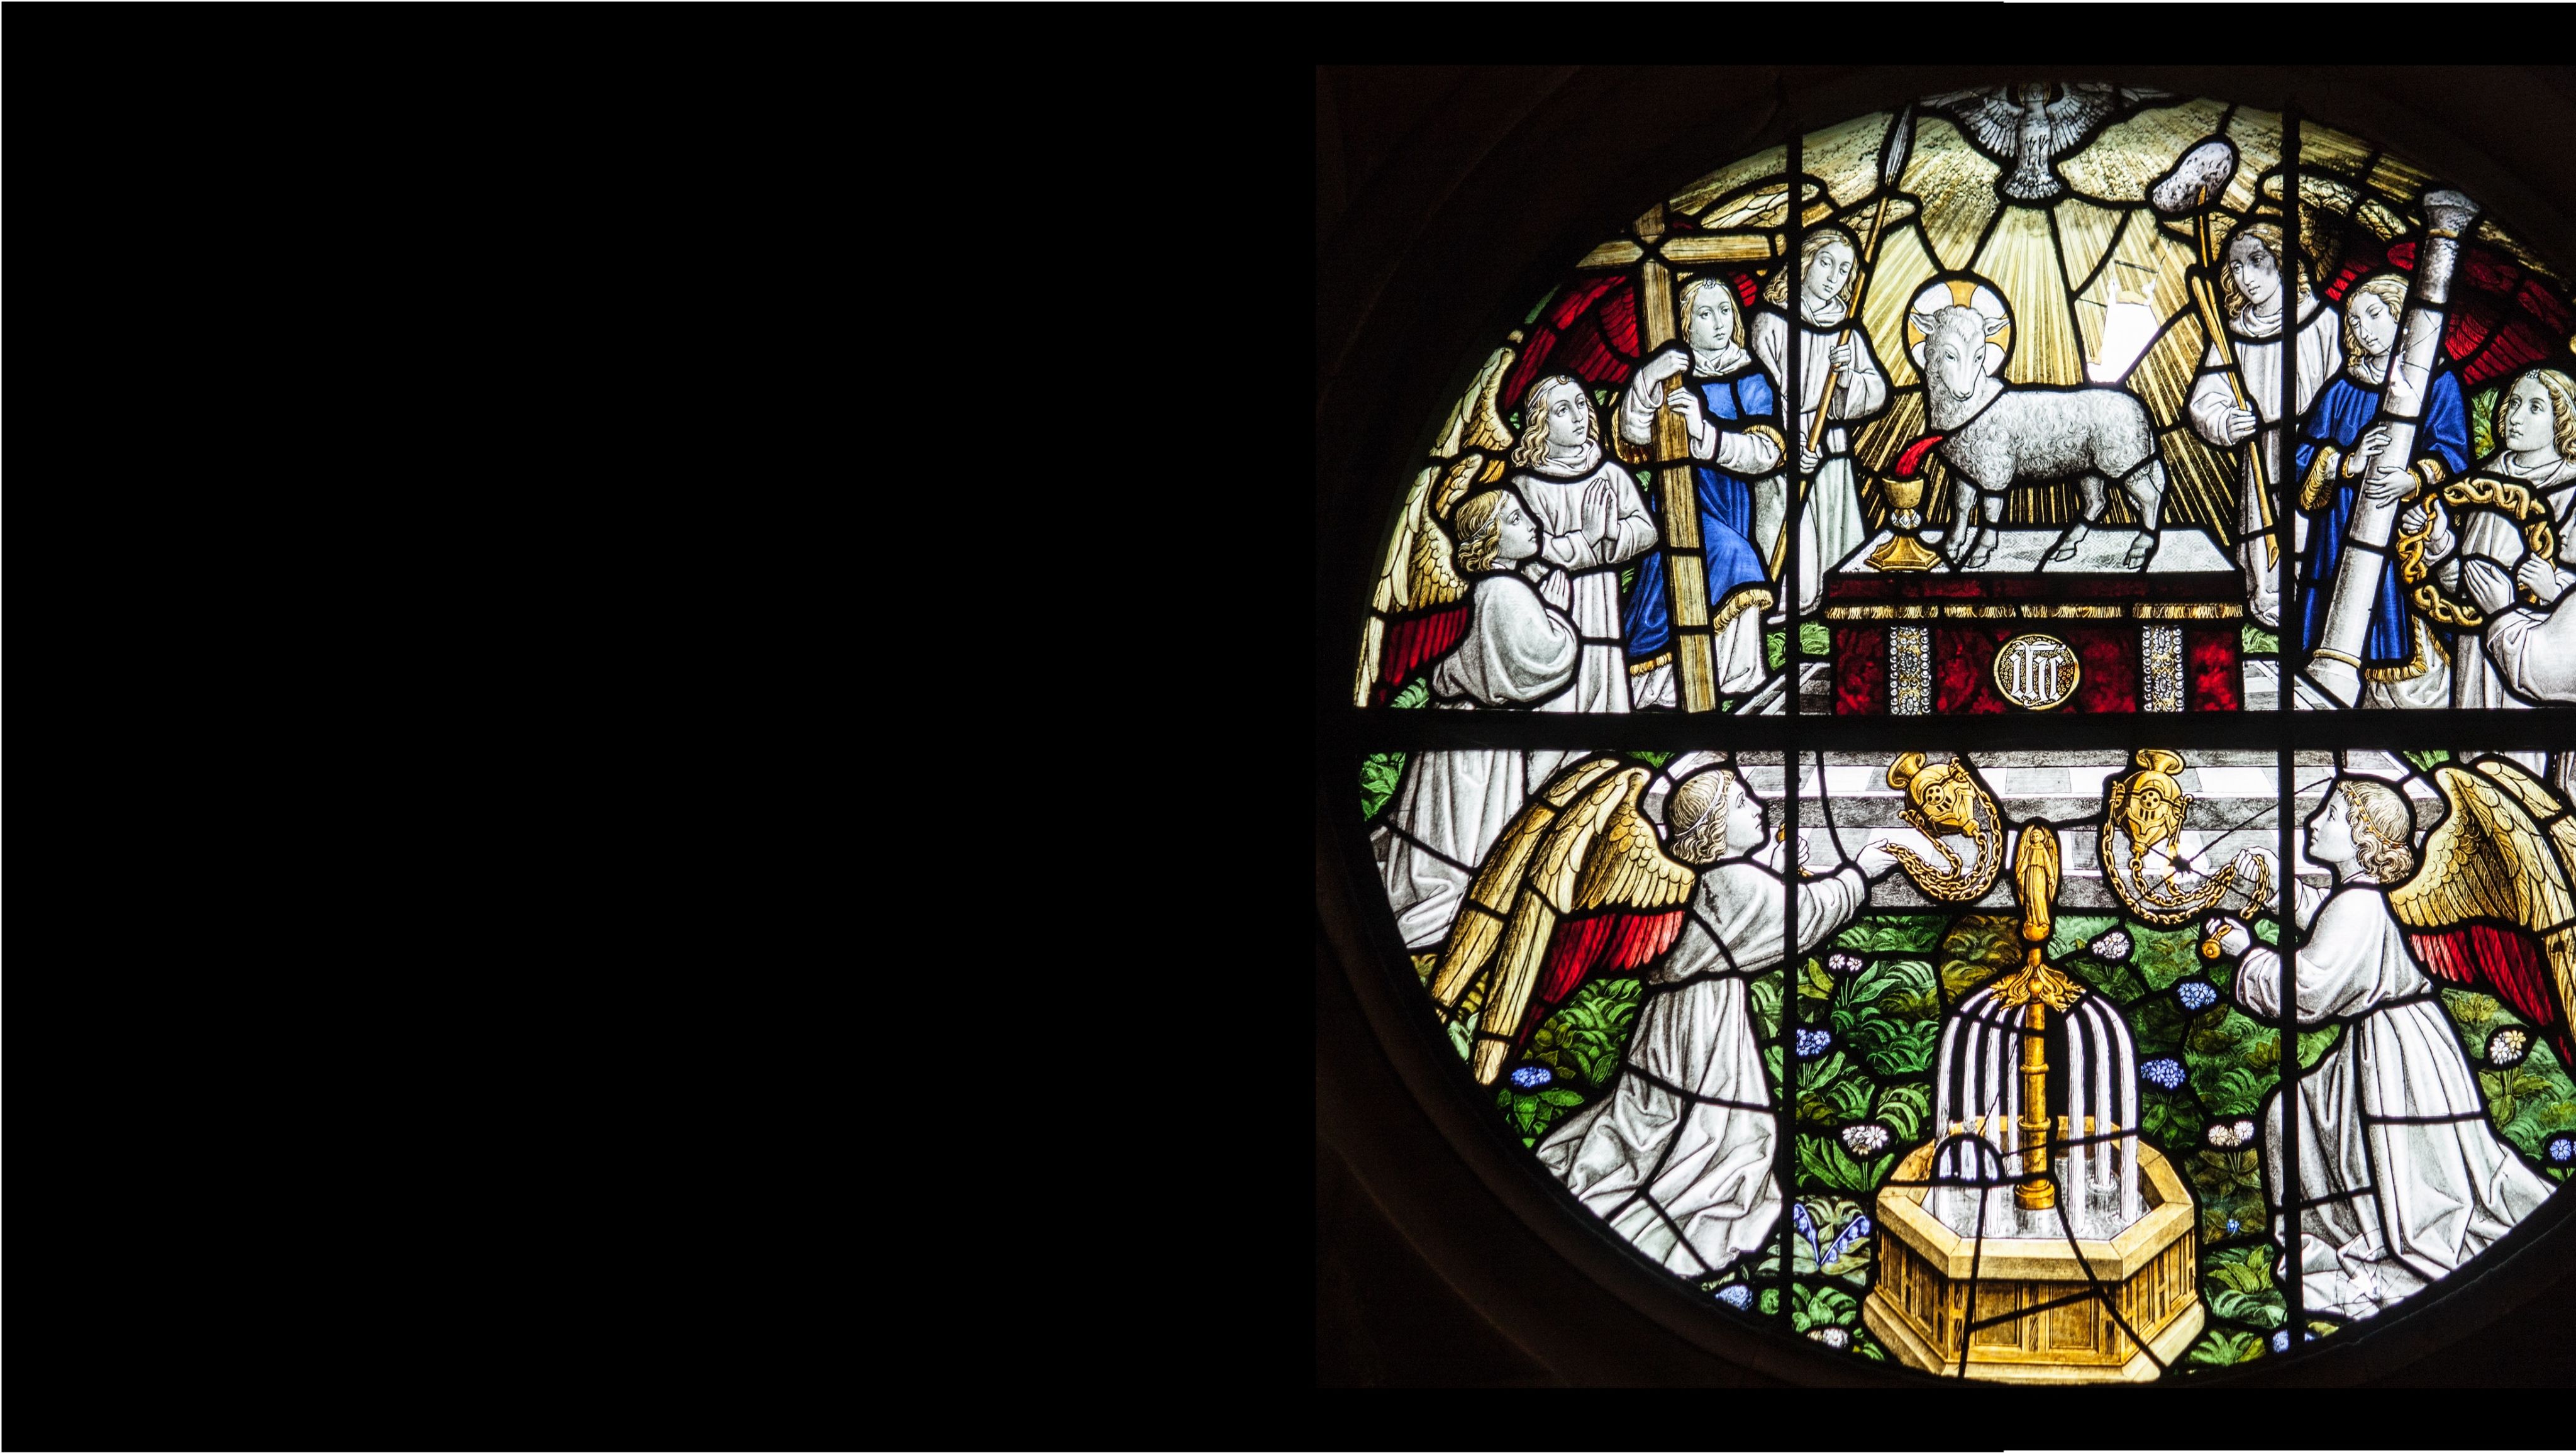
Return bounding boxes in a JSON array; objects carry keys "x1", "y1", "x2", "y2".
[
  {"x1": 2213, "y1": 774, "x2": 2562, "y2": 1321},
  {"x1": 1376, "y1": 489, "x2": 1585, "y2": 950},
  {"x1": 1521, "y1": 769, "x2": 1950, "y2": 1277}
]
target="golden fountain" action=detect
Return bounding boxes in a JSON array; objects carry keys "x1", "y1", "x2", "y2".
[{"x1": 1862, "y1": 815, "x2": 2203, "y2": 1383}]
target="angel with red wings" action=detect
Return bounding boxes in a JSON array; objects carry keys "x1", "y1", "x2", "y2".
[
  {"x1": 1423, "y1": 755, "x2": 1972, "y2": 1278},
  {"x1": 2205, "y1": 760, "x2": 2572, "y2": 1321}
]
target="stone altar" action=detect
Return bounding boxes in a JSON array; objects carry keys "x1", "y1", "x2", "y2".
[{"x1": 1824, "y1": 526, "x2": 2244, "y2": 715}]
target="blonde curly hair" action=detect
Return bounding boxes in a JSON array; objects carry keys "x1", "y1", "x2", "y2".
[
  {"x1": 1762, "y1": 226, "x2": 1862, "y2": 315},
  {"x1": 2490, "y1": 367, "x2": 2576, "y2": 468},
  {"x1": 1666, "y1": 768, "x2": 1740, "y2": 865},
  {"x1": 2218, "y1": 220, "x2": 2314, "y2": 322},
  {"x1": 2336, "y1": 778, "x2": 2416, "y2": 882},
  {"x1": 1450, "y1": 489, "x2": 1511, "y2": 574},
  {"x1": 2340, "y1": 272, "x2": 2410, "y2": 365},
  {"x1": 1509, "y1": 375, "x2": 1599, "y2": 469}
]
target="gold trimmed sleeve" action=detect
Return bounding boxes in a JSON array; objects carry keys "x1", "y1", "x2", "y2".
[{"x1": 2301, "y1": 444, "x2": 2342, "y2": 513}]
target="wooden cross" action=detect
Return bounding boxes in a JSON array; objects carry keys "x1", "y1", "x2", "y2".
[{"x1": 1585, "y1": 206, "x2": 1776, "y2": 712}]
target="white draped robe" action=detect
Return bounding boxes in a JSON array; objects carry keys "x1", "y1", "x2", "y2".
[
  {"x1": 2425, "y1": 454, "x2": 2576, "y2": 708},
  {"x1": 1535, "y1": 860, "x2": 1870, "y2": 1276},
  {"x1": 1374, "y1": 572, "x2": 1582, "y2": 949},
  {"x1": 2236, "y1": 879, "x2": 2553, "y2": 1322},
  {"x1": 2187, "y1": 295, "x2": 2341, "y2": 630},
  {"x1": 1751, "y1": 302, "x2": 1886, "y2": 614}
]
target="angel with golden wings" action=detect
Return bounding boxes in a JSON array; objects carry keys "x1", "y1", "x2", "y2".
[
  {"x1": 2204, "y1": 759, "x2": 2572, "y2": 1321},
  {"x1": 1423, "y1": 754, "x2": 1985, "y2": 1278}
]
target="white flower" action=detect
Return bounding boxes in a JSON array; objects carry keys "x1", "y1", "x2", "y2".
[
  {"x1": 1807, "y1": 1327, "x2": 1850, "y2": 1350},
  {"x1": 1841, "y1": 1123, "x2": 1891, "y2": 1156}
]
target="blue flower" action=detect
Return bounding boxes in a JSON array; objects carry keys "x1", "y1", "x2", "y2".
[
  {"x1": 2550, "y1": 1137, "x2": 2575, "y2": 1166},
  {"x1": 2141, "y1": 1057, "x2": 2186, "y2": 1091},
  {"x1": 1716, "y1": 1284, "x2": 1753, "y2": 1310},
  {"x1": 2271, "y1": 1329, "x2": 2318, "y2": 1353},
  {"x1": 2225, "y1": 1218, "x2": 2241, "y2": 1235},
  {"x1": 2177, "y1": 980, "x2": 2218, "y2": 1012},
  {"x1": 1509, "y1": 1064, "x2": 1553, "y2": 1090},
  {"x1": 1795, "y1": 1029, "x2": 1833, "y2": 1059}
]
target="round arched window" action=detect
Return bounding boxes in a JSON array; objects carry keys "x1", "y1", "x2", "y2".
[{"x1": 1329, "y1": 81, "x2": 2576, "y2": 1384}]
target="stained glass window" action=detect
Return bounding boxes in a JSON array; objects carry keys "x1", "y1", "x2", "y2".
[{"x1": 1336, "y1": 87, "x2": 2576, "y2": 1384}]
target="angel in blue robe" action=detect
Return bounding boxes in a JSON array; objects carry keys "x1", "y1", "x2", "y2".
[
  {"x1": 1614, "y1": 278, "x2": 1787, "y2": 707},
  {"x1": 2291, "y1": 273, "x2": 2470, "y2": 701}
]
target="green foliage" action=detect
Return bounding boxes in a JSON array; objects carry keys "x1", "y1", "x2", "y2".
[
  {"x1": 1834, "y1": 916, "x2": 1945, "y2": 954},
  {"x1": 1523, "y1": 286, "x2": 1560, "y2": 325},
  {"x1": 1759, "y1": 1286, "x2": 1781, "y2": 1318},
  {"x1": 1790, "y1": 1196, "x2": 1874, "y2": 1281},
  {"x1": 1620, "y1": 565, "x2": 1636, "y2": 593},
  {"x1": 2195, "y1": 1149, "x2": 2263, "y2": 1200},
  {"x1": 2241, "y1": 624, "x2": 2279, "y2": 655},
  {"x1": 2128, "y1": 993, "x2": 2186, "y2": 1059},
  {"x1": 1497, "y1": 1082, "x2": 1588, "y2": 1140},
  {"x1": 2255, "y1": 917, "x2": 2280, "y2": 946},
  {"x1": 1874, "y1": 1081, "x2": 1929, "y2": 1140},
  {"x1": 2482, "y1": 1062, "x2": 2559, "y2": 1133},
  {"x1": 1749, "y1": 974, "x2": 1782, "y2": 1040},
  {"x1": 1766, "y1": 628, "x2": 1787, "y2": 671},
  {"x1": 2296, "y1": 1025, "x2": 2339, "y2": 1070},
  {"x1": 1790, "y1": 1281, "x2": 1860, "y2": 1335},
  {"x1": 1625, "y1": 750, "x2": 1672, "y2": 768},
  {"x1": 1794, "y1": 1049, "x2": 1860, "y2": 1120},
  {"x1": 1447, "y1": 1013, "x2": 1477, "y2": 1063},
  {"x1": 1797, "y1": 1132, "x2": 1892, "y2": 1194},
  {"x1": 1841, "y1": 955, "x2": 1940, "y2": 1019},
  {"x1": 1359, "y1": 751, "x2": 1406, "y2": 821},
  {"x1": 2143, "y1": 1096, "x2": 2204, "y2": 1150},
  {"x1": 2470, "y1": 384, "x2": 2497, "y2": 460},
  {"x1": 1388, "y1": 678, "x2": 1428, "y2": 710},
  {"x1": 2045, "y1": 913, "x2": 2119, "y2": 964},
  {"x1": 1528, "y1": 977, "x2": 1645, "y2": 1090},
  {"x1": 2127, "y1": 922, "x2": 2206, "y2": 991},
  {"x1": 1845, "y1": 1016, "x2": 1938, "y2": 1077},
  {"x1": 2402, "y1": 749, "x2": 2451, "y2": 774},
  {"x1": 2199, "y1": 1064, "x2": 2270, "y2": 1118},
  {"x1": 1936, "y1": 915, "x2": 2020, "y2": 1002},
  {"x1": 1799, "y1": 955, "x2": 1836, "y2": 1018},
  {"x1": 2207, "y1": 1244, "x2": 2275, "y2": 1297},
  {"x1": 2444, "y1": 988, "x2": 2504, "y2": 1040},
  {"x1": 1798, "y1": 621, "x2": 1831, "y2": 659},
  {"x1": 2209, "y1": 1286, "x2": 2286, "y2": 1329},
  {"x1": 2188, "y1": 1328, "x2": 2267, "y2": 1366}
]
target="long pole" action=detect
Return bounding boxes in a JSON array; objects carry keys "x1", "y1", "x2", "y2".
[
  {"x1": 2190, "y1": 190, "x2": 2279, "y2": 570},
  {"x1": 1767, "y1": 191, "x2": 1889, "y2": 581},
  {"x1": 2307, "y1": 188, "x2": 2482, "y2": 704}
]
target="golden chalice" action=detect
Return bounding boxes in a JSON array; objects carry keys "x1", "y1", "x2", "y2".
[{"x1": 1867, "y1": 469, "x2": 1944, "y2": 571}]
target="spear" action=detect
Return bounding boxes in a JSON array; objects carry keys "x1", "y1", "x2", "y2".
[
  {"x1": 2151, "y1": 141, "x2": 2277, "y2": 569},
  {"x1": 1772, "y1": 106, "x2": 1913, "y2": 581}
]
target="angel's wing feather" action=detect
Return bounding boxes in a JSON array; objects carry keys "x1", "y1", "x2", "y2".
[
  {"x1": 1429, "y1": 759, "x2": 1697, "y2": 1084},
  {"x1": 2392, "y1": 761, "x2": 2576, "y2": 1070},
  {"x1": 1370, "y1": 457, "x2": 1479, "y2": 703},
  {"x1": 1921, "y1": 89, "x2": 2025, "y2": 158}
]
